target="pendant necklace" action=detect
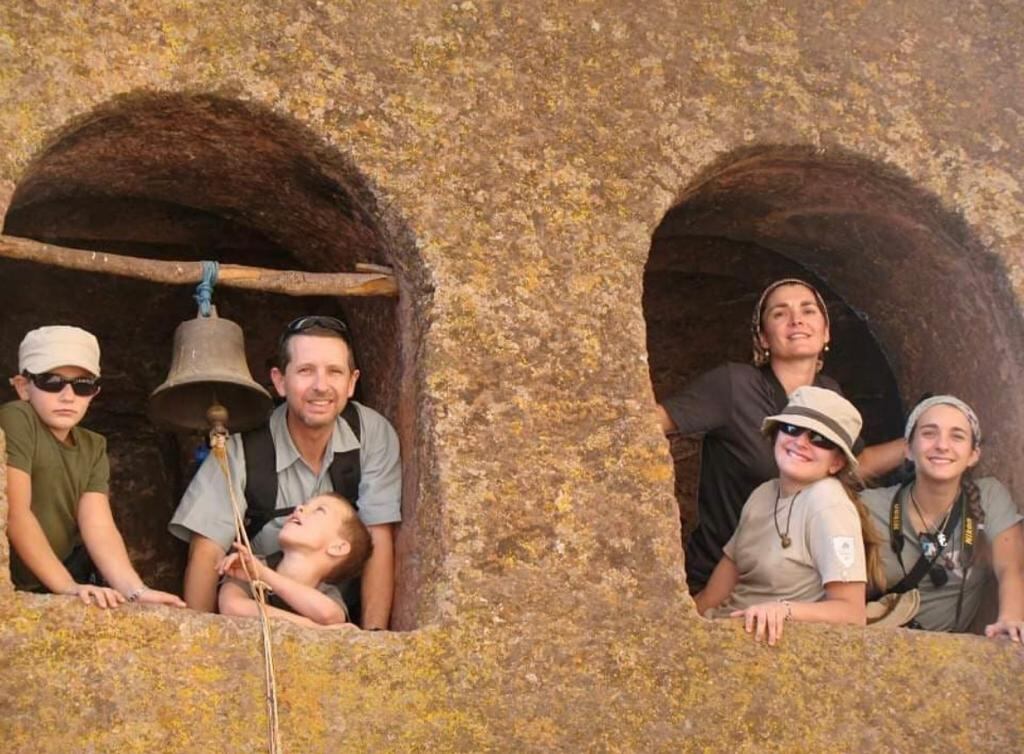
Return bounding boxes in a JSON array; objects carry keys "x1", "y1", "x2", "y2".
[
  {"x1": 773, "y1": 485, "x2": 801, "y2": 549},
  {"x1": 910, "y1": 486, "x2": 953, "y2": 549}
]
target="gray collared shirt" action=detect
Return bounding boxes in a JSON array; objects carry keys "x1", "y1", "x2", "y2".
[{"x1": 169, "y1": 401, "x2": 401, "y2": 554}]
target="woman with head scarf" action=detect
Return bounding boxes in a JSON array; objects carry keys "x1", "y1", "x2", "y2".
[
  {"x1": 655, "y1": 278, "x2": 903, "y2": 592},
  {"x1": 861, "y1": 396, "x2": 1024, "y2": 639}
]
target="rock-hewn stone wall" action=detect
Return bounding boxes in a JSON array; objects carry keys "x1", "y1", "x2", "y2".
[{"x1": 1, "y1": 2, "x2": 1023, "y2": 751}]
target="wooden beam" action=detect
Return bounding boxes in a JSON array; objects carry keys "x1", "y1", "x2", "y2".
[{"x1": 0, "y1": 234, "x2": 398, "y2": 297}]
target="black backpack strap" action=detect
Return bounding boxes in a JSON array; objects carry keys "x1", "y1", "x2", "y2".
[
  {"x1": 241, "y1": 424, "x2": 293, "y2": 540},
  {"x1": 242, "y1": 403, "x2": 361, "y2": 541},
  {"x1": 331, "y1": 401, "x2": 364, "y2": 624},
  {"x1": 327, "y1": 401, "x2": 362, "y2": 507}
]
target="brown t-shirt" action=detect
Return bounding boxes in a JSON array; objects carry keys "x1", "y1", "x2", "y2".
[
  {"x1": 709, "y1": 476, "x2": 867, "y2": 615},
  {"x1": 0, "y1": 400, "x2": 109, "y2": 590},
  {"x1": 662, "y1": 363, "x2": 841, "y2": 590}
]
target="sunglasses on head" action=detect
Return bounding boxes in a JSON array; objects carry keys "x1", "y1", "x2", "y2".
[
  {"x1": 22, "y1": 371, "x2": 101, "y2": 397},
  {"x1": 777, "y1": 422, "x2": 839, "y2": 451},
  {"x1": 284, "y1": 315, "x2": 349, "y2": 337}
]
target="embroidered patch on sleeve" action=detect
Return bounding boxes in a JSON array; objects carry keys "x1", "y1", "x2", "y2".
[{"x1": 832, "y1": 536, "x2": 856, "y2": 568}]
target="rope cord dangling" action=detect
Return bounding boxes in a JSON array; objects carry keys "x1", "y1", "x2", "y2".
[
  {"x1": 208, "y1": 412, "x2": 283, "y2": 754},
  {"x1": 194, "y1": 261, "x2": 220, "y2": 317}
]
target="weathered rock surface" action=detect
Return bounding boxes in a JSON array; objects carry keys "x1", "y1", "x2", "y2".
[{"x1": 0, "y1": 1, "x2": 1023, "y2": 751}]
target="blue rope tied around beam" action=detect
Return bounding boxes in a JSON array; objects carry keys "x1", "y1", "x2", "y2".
[{"x1": 194, "y1": 261, "x2": 219, "y2": 317}]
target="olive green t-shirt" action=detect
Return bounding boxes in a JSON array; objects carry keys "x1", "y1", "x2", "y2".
[{"x1": 0, "y1": 400, "x2": 109, "y2": 590}]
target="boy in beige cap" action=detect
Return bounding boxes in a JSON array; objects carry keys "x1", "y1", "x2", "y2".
[{"x1": 0, "y1": 326, "x2": 184, "y2": 609}]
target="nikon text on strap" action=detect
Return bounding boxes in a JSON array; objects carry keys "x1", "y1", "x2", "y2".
[
  {"x1": 241, "y1": 400, "x2": 362, "y2": 541},
  {"x1": 884, "y1": 482, "x2": 976, "y2": 628}
]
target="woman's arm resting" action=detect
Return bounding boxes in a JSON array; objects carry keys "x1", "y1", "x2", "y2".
[
  {"x1": 986, "y1": 522, "x2": 1024, "y2": 641},
  {"x1": 857, "y1": 439, "x2": 906, "y2": 481}
]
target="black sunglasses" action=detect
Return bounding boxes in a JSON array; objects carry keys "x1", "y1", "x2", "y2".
[
  {"x1": 22, "y1": 371, "x2": 101, "y2": 397},
  {"x1": 284, "y1": 316, "x2": 349, "y2": 337},
  {"x1": 777, "y1": 422, "x2": 839, "y2": 451}
]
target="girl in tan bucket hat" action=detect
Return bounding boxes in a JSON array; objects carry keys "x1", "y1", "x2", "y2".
[{"x1": 694, "y1": 386, "x2": 886, "y2": 645}]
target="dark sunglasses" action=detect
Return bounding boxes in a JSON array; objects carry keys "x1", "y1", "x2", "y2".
[
  {"x1": 22, "y1": 371, "x2": 101, "y2": 397},
  {"x1": 284, "y1": 315, "x2": 349, "y2": 337},
  {"x1": 777, "y1": 422, "x2": 838, "y2": 451}
]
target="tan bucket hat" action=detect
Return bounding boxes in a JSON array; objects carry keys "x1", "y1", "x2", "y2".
[
  {"x1": 866, "y1": 589, "x2": 921, "y2": 628},
  {"x1": 762, "y1": 385, "x2": 862, "y2": 469}
]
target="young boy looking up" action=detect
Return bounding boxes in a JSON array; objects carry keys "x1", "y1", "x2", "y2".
[
  {"x1": 0, "y1": 326, "x2": 185, "y2": 609},
  {"x1": 218, "y1": 492, "x2": 372, "y2": 628}
]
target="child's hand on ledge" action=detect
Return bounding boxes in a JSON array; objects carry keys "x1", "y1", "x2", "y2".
[
  {"x1": 62, "y1": 583, "x2": 125, "y2": 608},
  {"x1": 134, "y1": 589, "x2": 187, "y2": 608}
]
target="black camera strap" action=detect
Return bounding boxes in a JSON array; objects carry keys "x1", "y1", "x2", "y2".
[{"x1": 886, "y1": 483, "x2": 965, "y2": 595}]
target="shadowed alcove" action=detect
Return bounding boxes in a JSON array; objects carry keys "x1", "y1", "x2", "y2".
[
  {"x1": 645, "y1": 146, "x2": 1024, "y2": 555},
  {"x1": 0, "y1": 93, "x2": 429, "y2": 627}
]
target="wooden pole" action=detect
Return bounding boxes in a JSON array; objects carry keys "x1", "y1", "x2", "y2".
[{"x1": 0, "y1": 234, "x2": 398, "y2": 297}]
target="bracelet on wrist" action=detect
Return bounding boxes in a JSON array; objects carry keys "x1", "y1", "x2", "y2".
[
  {"x1": 126, "y1": 586, "x2": 150, "y2": 602},
  {"x1": 781, "y1": 600, "x2": 793, "y2": 621}
]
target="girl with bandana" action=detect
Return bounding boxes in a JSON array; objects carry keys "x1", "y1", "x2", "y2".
[{"x1": 861, "y1": 396, "x2": 1024, "y2": 639}]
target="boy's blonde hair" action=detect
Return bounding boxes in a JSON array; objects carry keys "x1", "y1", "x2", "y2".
[{"x1": 317, "y1": 493, "x2": 373, "y2": 582}]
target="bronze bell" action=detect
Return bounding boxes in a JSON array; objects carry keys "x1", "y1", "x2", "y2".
[{"x1": 149, "y1": 307, "x2": 273, "y2": 433}]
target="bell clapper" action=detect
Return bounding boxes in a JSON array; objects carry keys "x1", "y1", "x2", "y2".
[{"x1": 206, "y1": 402, "x2": 230, "y2": 453}]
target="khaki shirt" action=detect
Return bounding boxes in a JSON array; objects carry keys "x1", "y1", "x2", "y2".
[
  {"x1": 713, "y1": 476, "x2": 867, "y2": 614},
  {"x1": 170, "y1": 401, "x2": 401, "y2": 554}
]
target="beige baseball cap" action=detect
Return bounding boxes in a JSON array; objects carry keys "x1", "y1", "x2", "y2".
[{"x1": 18, "y1": 326, "x2": 101, "y2": 377}]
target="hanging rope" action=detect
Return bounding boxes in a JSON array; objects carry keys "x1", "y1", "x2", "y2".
[
  {"x1": 210, "y1": 423, "x2": 283, "y2": 754},
  {"x1": 194, "y1": 261, "x2": 220, "y2": 317}
]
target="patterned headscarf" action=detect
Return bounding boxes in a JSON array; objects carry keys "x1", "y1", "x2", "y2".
[
  {"x1": 750, "y1": 278, "x2": 830, "y2": 367},
  {"x1": 904, "y1": 395, "x2": 982, "y2": 446}
]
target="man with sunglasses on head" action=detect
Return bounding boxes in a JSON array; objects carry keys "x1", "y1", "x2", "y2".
[
  {"x1": 170, "y1": 315, "x2": 401, "y2": 630},
  {"x1": 0, "y1": 326, "x2": 185, "y2": 609}
]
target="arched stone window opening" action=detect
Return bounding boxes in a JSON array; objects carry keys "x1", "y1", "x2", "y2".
[
  {"x1": 645, "y1": 146, "x2": 1024, "y2": 625},
  {"x1": 0, "y1": 93, "x2": 429, "y2": 628}
]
